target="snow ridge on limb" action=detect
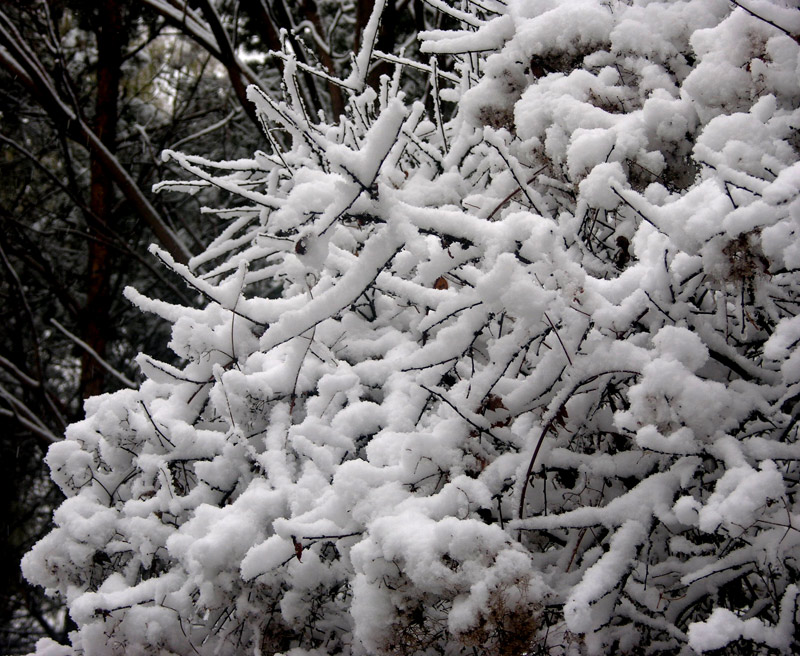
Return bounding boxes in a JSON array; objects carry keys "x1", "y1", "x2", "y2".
[{"x1": 23, "y1": 1, "x2": 800, "y2": 655}]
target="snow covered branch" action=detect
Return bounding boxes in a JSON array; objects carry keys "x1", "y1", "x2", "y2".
[{"x1": 23, "y1": 1, "x2": 800, "y2": 654}]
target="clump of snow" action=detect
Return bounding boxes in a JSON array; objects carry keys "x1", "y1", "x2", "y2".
[
  {"x1": 578, "y1": 161, "x2": 627, "y2": 210},
  {"x1": 688, "y1": 585, "x2": 799, "y2": 653}
]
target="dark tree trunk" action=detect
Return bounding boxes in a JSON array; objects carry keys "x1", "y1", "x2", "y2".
[
  {"x1": 303, "y1": 0, "x2": 345, "y2": 116},
  {"x1": 81, "y1": 0, "x2": 123, "y2": 399}
]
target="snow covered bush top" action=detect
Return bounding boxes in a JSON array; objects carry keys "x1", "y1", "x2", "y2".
[{"x1": 24, "y1": 1, "x2": 800, "y2": 654}]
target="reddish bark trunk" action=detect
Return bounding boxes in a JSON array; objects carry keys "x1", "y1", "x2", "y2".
[{"x1": 81, "y1": 0, "x2": 123, "y2": 399}]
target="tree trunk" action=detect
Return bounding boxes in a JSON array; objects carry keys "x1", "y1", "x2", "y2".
[{"x1": 81, "y1": 0, "x2": 123, "y2": 399}]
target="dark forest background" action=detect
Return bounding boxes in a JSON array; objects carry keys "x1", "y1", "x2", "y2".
[{"x1": 0, "y1": 1, "x2": 429, "y2": 651}]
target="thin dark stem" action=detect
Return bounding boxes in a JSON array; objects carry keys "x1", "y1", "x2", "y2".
[
  {"x1": 486, "y1": 166, "x2": 548, "y2": 220},
  {"x1": 728, "y1": 0, "x2": 799, "y2": 42},
  {"x1": 141, "y1": 400, "x2": 175, "y2": 448}
]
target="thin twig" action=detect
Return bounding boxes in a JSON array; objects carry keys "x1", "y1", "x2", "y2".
[
  {"x1": 728, "y1": 0, "x2": 799, "y2": 42},
  {"x1": 488, "y1": 142, "x2": 547, "y2": 216},
  {"x1": 421, "y1": 384, "x2": 501, "y2": 443},
  {"x1": 517, "y1": 371, "x2": 639, "y2": 522},
  {"x1": 290, "y1": 328, "x2": 316, "y2": 415},
  {"x1": 141, "y1": 400, "x2": 175, "y2": 448},
  {"x1": 51, "y1": 320, "x2": 136, "y2": 389},
  {"x1": 430, "y1": 56, "x2": 448, "y2": 155},
  {"x1": 300, "y1": 531, "x2": 362, "y2": 541},
  {"x1": 0, "y1": 400, "x2": 59, "y2": 445},
  {"x1": 543, "y1": 313, "x2": 573, "y2": 366},
  {"x1": 486, "y1": 167, "x2": 548, "y2": 220},
  {"x1": 611, "y1": 187, "x2": 667, "y2": 235}
]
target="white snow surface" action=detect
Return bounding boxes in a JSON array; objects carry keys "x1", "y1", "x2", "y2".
[{"x1": 22, "y1": 1, "x2": 800, "y2": 655}]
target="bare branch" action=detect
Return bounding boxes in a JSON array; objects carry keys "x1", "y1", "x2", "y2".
[
  {"x1": 0, "y1": 11, "x2": 192, "y2": 263},
  {"x1": 51, "y1": 320, "x2": 137, "y2": 389}
]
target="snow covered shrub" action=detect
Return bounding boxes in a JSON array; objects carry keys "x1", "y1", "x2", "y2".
[{"x1": 23, "y1": 1, "x2": 800, "y2": 654}]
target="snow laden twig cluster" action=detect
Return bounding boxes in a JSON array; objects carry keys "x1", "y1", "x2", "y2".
[{"x1": 23, "y1": 1, "x2": 800, "y2": 654}]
